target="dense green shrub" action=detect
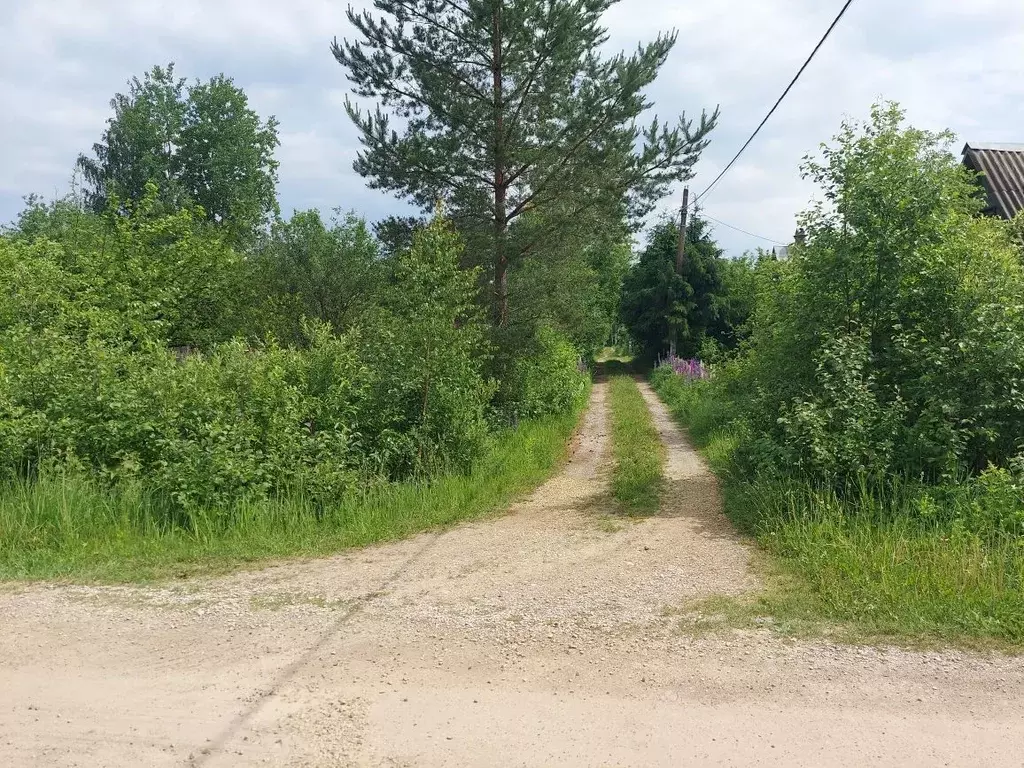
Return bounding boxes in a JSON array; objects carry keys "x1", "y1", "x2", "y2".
[
  {"x1": 652, "y1": 367, "x2": 1024, "y2": 642},
  {"x1": 494, "y1": 325, "x2": 588, "y2": 422},
  {"x1": 353, "y1": 213, "x2": 493, "y2": 476},
  {"x1": 0, "y1": 201, "x2": 493, "y2": 514},
  {"x1": 0, "y1": 323, "x2": 367, "y2": 512},
  {"x1": 739, "y1": 103, "x2": 1024, "y2": 484},
  {"x1": 6, "y1": 192, "x2": 390, "y2": 354},
  {"x1": 5, "y1": 188, "x2": 244, "y2": 349}
]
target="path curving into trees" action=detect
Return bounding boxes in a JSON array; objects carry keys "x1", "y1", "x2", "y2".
[{"x1": 2, "y1": 382, "x2": 1023, "y2": 767}]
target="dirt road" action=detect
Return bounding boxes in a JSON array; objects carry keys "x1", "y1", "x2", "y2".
[{"x1": 2, "y1": 381, "x2": 1023, "y2": 767}]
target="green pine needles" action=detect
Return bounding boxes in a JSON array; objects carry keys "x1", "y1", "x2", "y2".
[{"x1": 332, "y1": 0, "x2": 717, "y2": 326}]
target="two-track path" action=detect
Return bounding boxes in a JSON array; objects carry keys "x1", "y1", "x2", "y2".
[{"x1": 3, "y1": 381, "x2": 1024, "y2": 767}]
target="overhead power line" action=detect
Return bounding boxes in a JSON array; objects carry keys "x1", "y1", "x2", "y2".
[
  {"x1": 701, "y1": 212, "x2": 788, "y2": 246},
  {"x1": 694, "y1": 0, "x2": 857, "y2": 204}
]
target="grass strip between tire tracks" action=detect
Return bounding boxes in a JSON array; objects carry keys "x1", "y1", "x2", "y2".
[{"x1": 608, "y1": 375, "x2": 665, "y2": 516}]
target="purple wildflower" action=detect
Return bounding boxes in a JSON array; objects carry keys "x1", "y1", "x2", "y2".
[{"x1": 662, "y1": 354, "x2": 710, "y2": 380}]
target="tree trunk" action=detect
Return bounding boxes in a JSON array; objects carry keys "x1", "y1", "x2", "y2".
[
  {"x1": 491, "y1": 2, "x2": 508, "y2": 327},
  {"x1": 494, "y1": 234, "x2": 508, "y2": 327}
]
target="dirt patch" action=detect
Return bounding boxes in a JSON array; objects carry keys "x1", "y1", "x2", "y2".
[{"x1": 2, "y1": 382, "x2": 1023, "y2": 767}]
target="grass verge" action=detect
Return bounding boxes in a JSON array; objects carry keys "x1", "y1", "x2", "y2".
[
  {"x1": 0, "y1": 396, "x2": 587, "y2": 583},
  {"x1": 650, "y1": 366, "x2": 1024, "y2": 650},
  {"x1": 607, "y1": 375, "x2": 665, "y2": 515}
]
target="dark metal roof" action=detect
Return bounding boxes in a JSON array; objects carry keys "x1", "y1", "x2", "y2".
[{"x1": 962, "y1": 142, "x2": 1024, "y2": 220}]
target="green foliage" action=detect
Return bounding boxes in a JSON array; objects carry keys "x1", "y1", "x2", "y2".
[
  {"x1": 649, "y1": 366, "x2": 735, "y2": 447},
  {"x1": 620, "y1": 216, "x2": 725, "y2": 361},
  {"x1": 608, "y1": 376, "x2": 664, "y2": 515},
  {"x1": 649, "y1": 102, "x2": 1024, "y2": 645},
  {"x1": 509, "y1": 234, "x2": 632, "y2": 357},
  {"x1": 332, "y1": 0, "x2": 717, "y2": 325},
  {"x1": 247, "y1": 209, "x2": 383, "y2": 344},
  {"x1": 755, "y1": 467, "x2": 1024, "y2": 644},
  {"x1": 739, "y1": 103, "x2": 1024, "y2": 483},
  {"x1": 373, "y1": 214, "x2": 427, "y2": 258},
  {"x1": 3, "y1": 187, "x2": 242, "y2": 349},
  {"x1": 76, "y1": 64, "x2": 187, "y2": 212},
  {"x1": 77, "y1": 63, "x2": 280, "y2": 245},
  {"x1": 494, "y1": 325, "x2": 588, "y2": 422},
  {"x1": 651, "y1": 369, "x2": 1024, "y2": 645},
  {"x1": 4, "y1": 42, "x2": 650, "y2": 577},
  {"x1": 0, "y1": 400, "x2": 585, "y2": 582},
  {"x1": 0, "y1": 200, "x2": 495, "y2": 514},
  {"x1": 175, "y1": 73, "x2": 280, "y2": 238},
  {"x1": 774, "y1": 331, "x2": 907, "y2": 480},
  {"x1": 0, "y1": 320, "x2": 367, "y2": 512},
  {"x1": 357, "y1": 213, "x2": 494, "y2": 476},
  {"x1": 706, "y1": 252, "x2": 760, "y2": 353},
  {"x1": 1010, "y1": 212, "x2": 1024, "y2": 254}
]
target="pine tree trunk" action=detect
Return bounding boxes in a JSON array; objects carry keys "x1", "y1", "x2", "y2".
[
  {"x1": 494, "y1": 220, "x2": 508, "y2": 327},
  {"x1": 491, "y1": 2, "x2": 509, "y2": 328}
]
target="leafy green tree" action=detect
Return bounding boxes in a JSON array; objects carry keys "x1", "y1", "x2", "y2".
[
  {"x1": 175, "y1": 74, "x2": 280, "y2": 237},
  {"x1": 742, "y1": 102, "x2": 1024, "y2": 481},
  {"x1": 703, "y1": 250, "x2": 771, "y2": 354},
  {"x1": 248, "y1": 209, "x2": 383, "y2": 343},
  {"x1": 360, "y1": 209, "x2": 493, "y2": 474},
  {"x1": 332, "y1": 0, "x2": 717, "y2": 327},
  {"x1": 77, "y1": 64, "x2": 280, "y2": 244},
  {"x1": 4, "y1": 185, "x2": 242, "y2": 349},
  {"x1": 76, "y1": 65, "x2": 187, "y2": 214},
  {"x1": 620, "y1": 215, "x2": 724, "y2": 361}
]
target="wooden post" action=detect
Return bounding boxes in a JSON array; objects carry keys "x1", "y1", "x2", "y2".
[
  {"x1": 675, "y1": 187, "x2": 689, "y2": 275},
  {"x1": 669, "y1": 187, "x2": 689, "y2": 358}
]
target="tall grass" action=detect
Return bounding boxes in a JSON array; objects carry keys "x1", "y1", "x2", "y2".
[
  {"x1": 0, "y1": 400, "x2": 585, "y2": 583},
  {"x1": 607, "y1": 376, "x2": 665, "y2": 515},
  {"x1": 650, "y1": 366, "x2": 1024, "y2": 646},
  {"x1": 758, "y1": 481, "x2": 1024, "y2": 643}
]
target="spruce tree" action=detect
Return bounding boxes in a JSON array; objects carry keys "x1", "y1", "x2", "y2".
[{"x1": 332, "y1": 0, "x2": 717, "y2": 327}]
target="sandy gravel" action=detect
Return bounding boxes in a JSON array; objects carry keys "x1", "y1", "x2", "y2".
[{"x1": 2, "y1": 380, "x2": 1024, "y2": 767}]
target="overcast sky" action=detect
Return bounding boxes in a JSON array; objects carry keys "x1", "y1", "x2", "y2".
[{"x1": 2, "y1": 0, "x2": 1023, "y2": 255}]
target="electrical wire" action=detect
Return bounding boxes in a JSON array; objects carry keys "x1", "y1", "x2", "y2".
[
  {"x1": 694, "y1": 0, "x2": 857, "y2": 204},
  {"x1": 700, "y1": 212, "x2": 788, "y2": 246}
]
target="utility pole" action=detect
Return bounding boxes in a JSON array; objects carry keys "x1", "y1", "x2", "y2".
[
  {"x1": 675, "y1": 187, "x2": 689, "y2": 275},
  {"x1": 669, "y1": 187, "x2": 689, "y2": 358}
]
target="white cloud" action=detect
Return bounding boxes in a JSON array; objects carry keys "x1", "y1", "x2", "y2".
[
  {"x1": 623, "y1": 0, "x2": 1024, "y2": 252},
  {"x1": 2, "y1": 0, "x2": 1023, "y2": 254}
]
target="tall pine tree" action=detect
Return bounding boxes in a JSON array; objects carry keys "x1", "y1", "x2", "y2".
[{"x1": 332, "y1": 0, "x2": 717, "y2": 328}]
